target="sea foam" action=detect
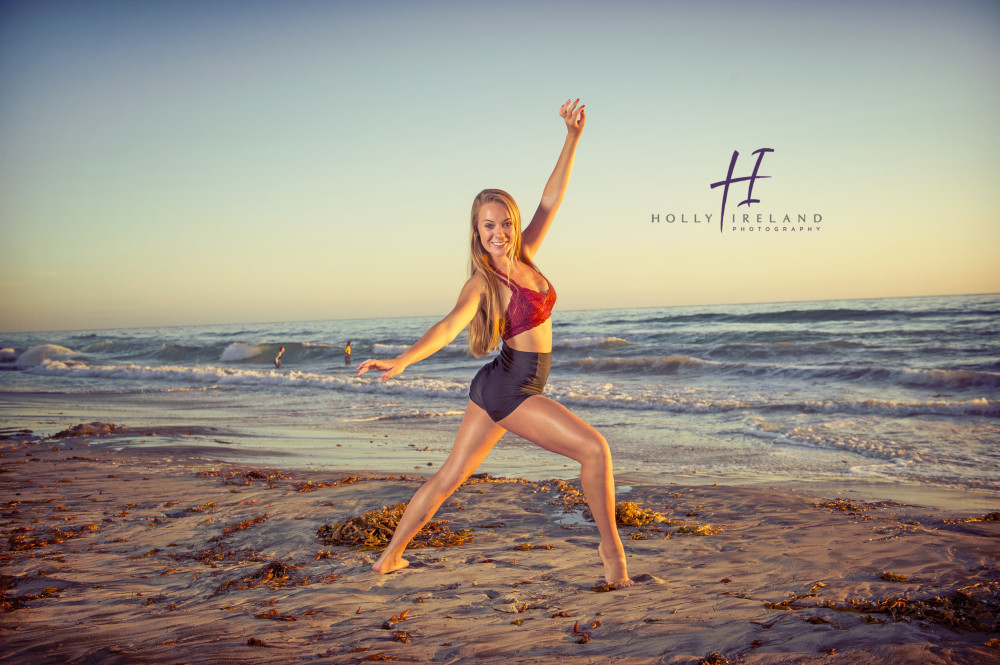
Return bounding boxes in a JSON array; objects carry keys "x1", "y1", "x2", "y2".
[{"x1": 14, "y1": 344, "x2": 78, "y2": 367}]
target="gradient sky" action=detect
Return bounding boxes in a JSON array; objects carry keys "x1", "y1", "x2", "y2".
[{"x1": 2, "y1": 0, "x2": 998, "y2": 332}]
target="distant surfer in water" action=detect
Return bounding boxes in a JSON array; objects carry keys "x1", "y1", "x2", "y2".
[
  {"x1": 344, "y1": 341, "x2": 352, "y2": 365},
  {"x1": 274, "y1": 347, "x2": 285, "y2": 369},
  {"x1": 357, "y1": 99, "x2": 632, "y2": 588}
]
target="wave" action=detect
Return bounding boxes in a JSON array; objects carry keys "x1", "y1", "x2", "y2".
[
  {"x1": 13, "y1": 344, "x2": 80, "y2": 368},
  {"x1": 20, "y1": 358, "x2": 999, "y2": 419},
  {"x1": 702, "y1": 340, "x2": 866, "y2": 360},
  {"x1": 554, "y1": 336, "x2": 631, "y2": 350},
  {"x1": 372, "y1": 343, "x2": 409, "y2": 355},
  {"x1": 742, "y1": 419, "x2": 918, "y2": 463},
  {"x1": 217, "y1": 341, "x2": 355, "y2": 364},
  {"x1": 569, "y1": 355, "x2": 712, "y2": 375},
  {"x1": 565, "y1": 354, "x2": 1000, "y2": 392},
  {"x1": 157, "y1": 343, "x2": 208, "y2": 362},
  {"x1": 371, "y1": 342, "x2": 470, "y2": 359},
  {"x1": 48, "y1": 337, "x2": 359, "y2": 366},
  {"x1": 546, "y1": 381, "x2": 1000, "y2": 418},
  {"x1": 220, "y1": 342, "x2": 271, "y2": 362},
  {"x1": 601, "y1": 306, "x2": 1000, "y2": 328},
  {"x1": 28, "y1": 359, "x2": 470, "y2": 399},
  {"x1": 341, "y1": 410, "x2": 465, "y2": 422}
]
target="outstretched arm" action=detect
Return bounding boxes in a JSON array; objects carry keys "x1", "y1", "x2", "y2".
[
  {"x1": 520, "y1": 98, "x2": 586, "y2": 260},
  {"x1": 356, "y1": 276, "x2": 484, "y2": 382}
]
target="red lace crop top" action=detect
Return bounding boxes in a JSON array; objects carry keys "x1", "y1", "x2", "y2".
[{"x1": 492, "y1": 266, "x2": 557, "y2": 341}]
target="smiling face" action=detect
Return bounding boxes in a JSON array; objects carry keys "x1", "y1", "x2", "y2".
[
  {"x1": 468, "y1": 189, "x2": 522, "y2": 274},
  {"x1": 477, "y1": 201, "x2": 515, "y2": 262}
]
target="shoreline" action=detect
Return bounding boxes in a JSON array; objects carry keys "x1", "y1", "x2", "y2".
[
  {"x1": 2, "y1": 425, "x2": 998, "y2": 664},
  {"x1": 7, "y1": 407, "x2": 995, "y2": 513}
]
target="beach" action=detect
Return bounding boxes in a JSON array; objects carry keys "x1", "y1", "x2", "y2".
[
  {"x1": 2, "y1": 424, "x2": 998, "y2": 664},
  {"x1": 2, "y1": 295, "x2": 998, "y2": 662}
]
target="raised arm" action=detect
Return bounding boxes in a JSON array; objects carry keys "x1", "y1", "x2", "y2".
[
  {"x1": 356, "y1": 275, "x2": 484, "y2": 382},
  {"x1": 520, "y1": 98, "x2": 586, "y2": 259}
]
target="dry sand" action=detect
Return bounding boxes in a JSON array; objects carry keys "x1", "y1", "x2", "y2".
[{"x1": 2, "y1": 425, "x2": 998, "y2": 664}]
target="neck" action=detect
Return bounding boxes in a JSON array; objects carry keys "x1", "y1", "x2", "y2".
[{"x1": 488, "y1": 255, "x2": 517, "y2": 272}]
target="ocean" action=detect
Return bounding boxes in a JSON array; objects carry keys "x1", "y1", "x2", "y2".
[{"x1": 2, "y1": 294, "x2": 998, "y2": 496}]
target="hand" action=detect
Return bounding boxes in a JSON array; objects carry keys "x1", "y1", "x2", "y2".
[
  {"x1": 356, "y1": 358, "x2": 406, "y2": 382},
  {"x1": 560, "y1": 98, "x2": 586, "y2": 137}
]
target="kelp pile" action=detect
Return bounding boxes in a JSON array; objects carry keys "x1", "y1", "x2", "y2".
[
  {"x1": 612, "y1": 501, "x2": 669, "y2": 527},
  {"x1": 1, "y1": 575, "x2": 62, "y2": 613},
  {"x1": 549, "y1": 480, "x2": 721, "y2": 536},
  {"x1": 295, "y1": 475, "x2": 364, "y2": 493},
  {"x1": 53, "y1": 422, "x2": 126, "y2": 438},
  {"x1": 462, "y1": 472, "x2": 528, "y2": 486},
  {"x1": 196, "y1": 467, "x2": 292, "y2": 486},
  {"x1": 317, "y1": 503, "x2": 473, "y2": 550},
  {"x1": 212, "y1": 559, "x2": 304, "y2": 596},
  {"x1": 944, "y1": 512, "x2": 1000, "y2": 525},
  {"x1": 819, "y1": 582, "x2": 1000, "y2": 632},
  {"x1": 295, "y1": 474, "x2": 416, "y2": 493},
  {"x1": 5, "y1": 522, "x2": 100, "y2": 557},
  {"x1": 732, "y1": 581, "x2": 999, "y2": 633},
  {"x1": 548, "y1": 480, "x2": 587, "y2": 512},
  {"x1": 815, "y1": 498, "x2": 906, "y2": 523}
]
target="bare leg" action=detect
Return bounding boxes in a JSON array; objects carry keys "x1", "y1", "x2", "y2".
[
  {"x1": 500, "y1": 396, "x2": 633, "y2": 587},
  {"x1": 372, "y1": 401, "x2": 506, "y2": 574}
]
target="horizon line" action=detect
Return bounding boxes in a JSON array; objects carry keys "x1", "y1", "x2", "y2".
[{"x1": 2, "y1": 290, "x2": 996, "y2": 336}]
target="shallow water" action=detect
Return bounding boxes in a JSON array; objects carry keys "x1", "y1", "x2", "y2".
[{"x1": 2, "y1": 294, "x2": 998, "y2": 495}]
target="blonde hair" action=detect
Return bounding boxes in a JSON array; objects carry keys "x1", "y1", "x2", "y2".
[{"x1": 467, "y1": 189, "x2": 543, "y2": 357}]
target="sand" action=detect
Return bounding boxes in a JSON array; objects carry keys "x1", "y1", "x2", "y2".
[{"x1": 1, "y1": 425, "x2": 998, "y2": 664}]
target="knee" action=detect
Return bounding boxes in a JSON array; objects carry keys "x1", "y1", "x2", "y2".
[{"x1": 579, "y1": 430, "x2": 611, "y2": 466}]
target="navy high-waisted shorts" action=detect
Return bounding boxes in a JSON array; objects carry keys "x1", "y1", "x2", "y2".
[{"x1": 469, "y1": 345, "x2": 551, "y2": 422}]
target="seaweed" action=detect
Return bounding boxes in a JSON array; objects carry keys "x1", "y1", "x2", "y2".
[
  {"x1": 317, "y1": 503, "x2": 473, "y2": 550},
  {"x1": 0, "y1": 576, "x2": 63, "y2": 613},
  {"x1": 737, "y1": 581, "x2": 1000, "y2": 632},
  {"x1": 613, "y1": 501, "x2": 668, "y2": 527},
  {"x1": 196, "y1": 467, "x2": 292, "y2": 486},
  {"x1": 211, "y1": 559, "x2": 302, "y2": 596},
  {"x1": 698, "y1": 654, "x2": 729, "y2": 665},
  {"x1": 5, "y1": 522, "x2": 100, "y2": 554},
  {"x1": 819, "y1": 582, "x2": 1000, "y2": 632},
  {"x1": 944, "y1": 512, "x2": 1000, "y2": 524}
]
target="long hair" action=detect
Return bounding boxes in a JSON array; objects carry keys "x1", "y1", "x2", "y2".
[{"x1": 466, "y1": 189, "x2": 539, "y2": 357}]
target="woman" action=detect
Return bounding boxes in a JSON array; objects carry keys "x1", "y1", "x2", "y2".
[{"x1": 356, "y1": 99, "x2": 632, "y2": 588}]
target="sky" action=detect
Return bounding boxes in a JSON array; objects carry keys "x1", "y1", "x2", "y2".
[{"x1": 1, "y1": 0, "x2": 998, "y2": 332}]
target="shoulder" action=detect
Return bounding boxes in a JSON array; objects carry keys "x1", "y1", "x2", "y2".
[{"x1": 459, "y1": 273, "x2": 489, "y2": 302}]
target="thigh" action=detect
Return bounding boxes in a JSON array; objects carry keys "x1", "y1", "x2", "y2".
[
  {"x1": 498, "y1": 396, "x2": 602, "y2": 463},
  {"x1": 438, "y1": 400, "x2": 508, "y2": 480}
]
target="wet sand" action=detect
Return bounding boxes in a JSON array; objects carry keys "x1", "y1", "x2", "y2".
[{"x1": 2, "y1": 425, "x2": 998, "y2": 664}]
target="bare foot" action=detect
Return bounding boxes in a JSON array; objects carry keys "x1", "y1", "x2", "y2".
[
  {"x1": 372, "y1": 554, "x2": 409, "y2": 574},
  {"x1": 598, "y1": 541, "x2": 633, "y2": 588}
]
